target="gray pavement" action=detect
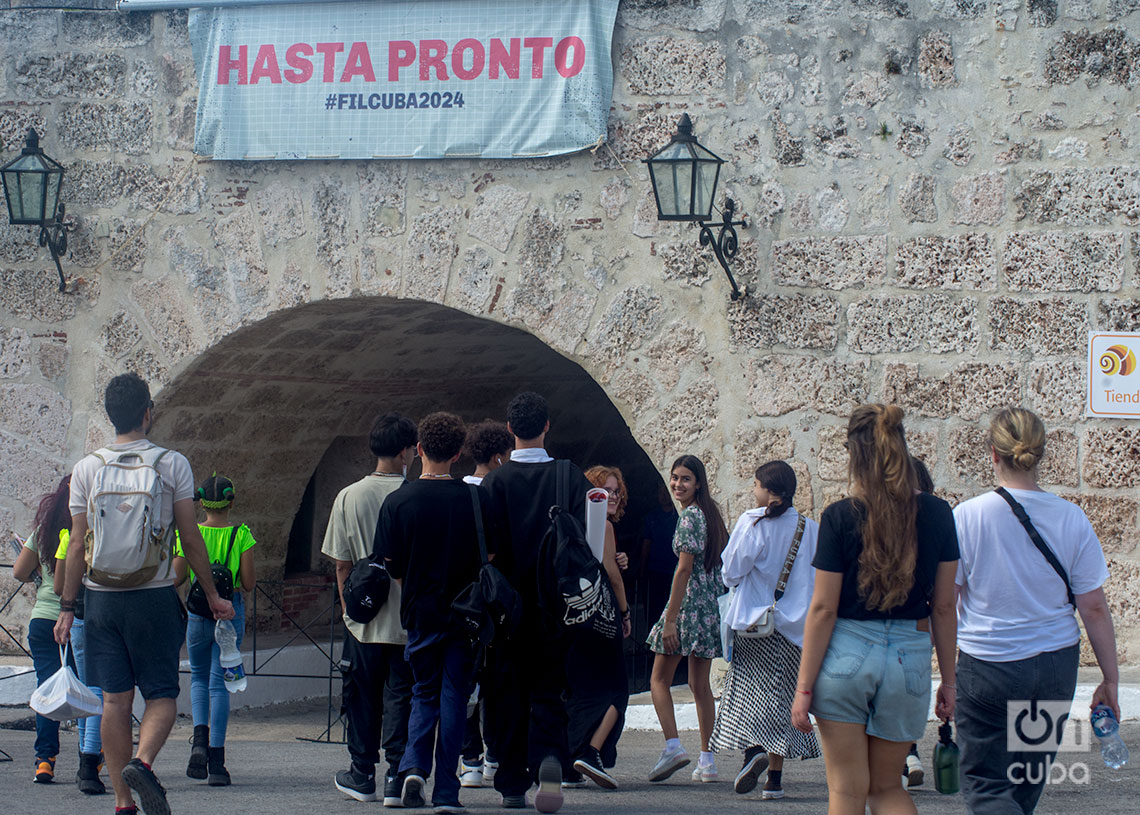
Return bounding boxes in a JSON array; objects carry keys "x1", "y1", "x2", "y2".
[{"x1": 2, "y1": 708, "x2": 1139, "y2": 814}]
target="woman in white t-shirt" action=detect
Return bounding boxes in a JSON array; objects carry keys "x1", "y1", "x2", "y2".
[
  {"x1": 710, "y1": 461, "x2": 821, "y2": 801},
  {"x1": 953, "y1": 407, "x2": 1120, "y2": 813}
]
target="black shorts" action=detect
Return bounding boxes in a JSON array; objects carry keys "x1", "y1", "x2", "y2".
[{"x1": 85, "y1": 585, "x2": 185, "y2": 699}]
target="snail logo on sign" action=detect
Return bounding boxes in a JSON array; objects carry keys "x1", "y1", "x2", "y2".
[{"x1": 1088, "y1": 332, "x2": 1140, "y2": 418}]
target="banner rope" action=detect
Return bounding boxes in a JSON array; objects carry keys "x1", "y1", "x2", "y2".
[{"x1": 590, "y1": 135, "x2": 636, "y2": 187}]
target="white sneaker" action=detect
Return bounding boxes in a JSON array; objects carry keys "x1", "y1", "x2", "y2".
[
  {"x1": 692, "y1": 762, "x2": 719, "y2": 783},
  {"x1": 648, "y1": 746, "x2": 690, "y2": 782},
  {"x1": 482, "y1": 759, "x2": 499, "y2": 786},
  {"x1": 905, "y1": 752, "x2": 924, "y2": 788},
  {"x1": 460, "y1": 759, "x2": 483, "y2": 789}
]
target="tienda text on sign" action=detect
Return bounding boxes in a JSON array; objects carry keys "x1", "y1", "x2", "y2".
[{"x1": 216, "y1": 37, "x2": 588, "y2": 85}]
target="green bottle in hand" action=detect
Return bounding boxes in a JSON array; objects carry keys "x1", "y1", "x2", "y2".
[{"x1": 934, "y1": 720, "x2": 960, "y2": 795}]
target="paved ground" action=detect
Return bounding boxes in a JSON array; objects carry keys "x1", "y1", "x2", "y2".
[{"x1": 2, "y1": 701, "x2": 1139, "y2": 814}]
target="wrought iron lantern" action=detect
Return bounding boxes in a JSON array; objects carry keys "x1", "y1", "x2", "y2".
[
  {"x1": 645, "y1": 114, "x2": 747, "y2": 300},
  {"x1": 1, "y1": 128, "x2": 69, "y2": 292}
]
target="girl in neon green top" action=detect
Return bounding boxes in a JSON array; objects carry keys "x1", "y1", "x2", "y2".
[{"x1": 172, "y1": 474, "x2": 256, "y2": 787}]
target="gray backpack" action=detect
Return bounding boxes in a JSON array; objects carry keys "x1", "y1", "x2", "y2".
[{"x1": 85, "y1": 445, "x2": 173, "y2": 588}]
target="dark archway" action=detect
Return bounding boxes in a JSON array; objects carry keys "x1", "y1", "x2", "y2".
[{"x1": 152, "y1": 297, "x2": 667, "y2": 685}]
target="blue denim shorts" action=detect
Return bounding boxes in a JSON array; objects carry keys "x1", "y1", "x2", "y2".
[{"x1": 810, "y1": 618, "x2": 931, "y2": 742}]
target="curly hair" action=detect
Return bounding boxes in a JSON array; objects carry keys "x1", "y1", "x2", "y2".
[
  {"x1": 104, "y1": 372, "x2": 151, "y2": 435},
  {"x1": 506, "y1": 391, "x2": 548, "y2": 441},
  {"x1": 418, "y1": 412, "x2": 467, "y2": 462},
  {"x1": 584, "y1": 465, "x2": 629, "y2": 522},
  {"x1": 847, "y1": 404, "x2": 918, "y2": 612},
  {"x1": 464, "y1": 420, "x2": 513, "y2": 465}
]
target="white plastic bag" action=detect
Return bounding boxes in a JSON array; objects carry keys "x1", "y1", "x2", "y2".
[
  {"x1": 30, "y1": 645, "x2": 102, "y2": 721},
  {"x1": 718, "y1": 590, "x2": 734, "y2": 664}
]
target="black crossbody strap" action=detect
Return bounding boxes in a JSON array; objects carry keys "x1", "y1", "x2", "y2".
[
  {"x1": 222, "y1": 525, "x2": 239, "y2": 568},
  {"x1": 556, "y1": 459, "x2": 569, "y2": 511},
  {"x1": 994, "y1": 487, "x2": 1076, "y2": 608},
  {"x1": 773, "y1": 513, "x2": 807, "y2": 605},
  {"x1": 468, "y1": 485, "x2": 488, "y2": 565}
]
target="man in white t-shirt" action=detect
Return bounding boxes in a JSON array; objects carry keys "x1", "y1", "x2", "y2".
[
  {"x1": 322, "y1": 413, "x2": 417, "y2": 805},
  {"x1": 55, "y1": 372, "x2": 234, "y2": 815}
]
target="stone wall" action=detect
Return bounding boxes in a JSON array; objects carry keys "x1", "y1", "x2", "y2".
[{"x1": 1, "y1": 0, "x2": 1139, "y2": 658}]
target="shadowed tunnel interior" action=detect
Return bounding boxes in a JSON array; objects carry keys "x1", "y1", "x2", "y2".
[{"x1": 152, "y1": 298, "x2": 669, "y2": 686}]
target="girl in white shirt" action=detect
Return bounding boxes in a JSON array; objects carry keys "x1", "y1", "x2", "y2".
[
  {"x1": 954, "y1": 407, "x2": 1119, "y2": 813},
  {"x1": 710, "y1": 461, "x2": 821, "y2": 800}
]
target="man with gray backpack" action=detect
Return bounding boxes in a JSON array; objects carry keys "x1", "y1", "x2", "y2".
[{"x1": 55, "y1": 372, "x2": 234, "y2": 815}]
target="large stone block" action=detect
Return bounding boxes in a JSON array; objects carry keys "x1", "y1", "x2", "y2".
[
  {"x1": 0, "y1": 268, "x2": 79, "y2": 323},
  {"x1": 988, "y1": 297, "x2": 1087, "y2": 354},
  {"x1": 733, "y1": 425, "x2": 794, "y2": 478},
  {"x1": 503, "y1": 208, "x2": 568, "y2": 328},
  {"x1": 842, "y1": 72, "x2": 892, "y2": 107},
  {"x1": 644, "y1": 319, "x2": 710, "y2": 391},
  {"x1": 637, "y1": 375, "x2": 719, "y2": 463},
  {"x1": 359, "y1": 244, "x2": 402, "y2": 298},
  {"x1": 109, "y1": 218, "x2": 147, "y2": 274},
  {"x1": 0, "y1": 383, "x2": 70, "y2": 453},
  {"x1": 257, "y1": 182, "x2": 306, "y2": 248},
  {"x1": 311, "y1": 176, "x2": 354, "y2": 297},
  {"x1": 620, "y1": 37, "x2": 726, "y2": 95},
  {"x1": 918, "y1": 31, "x2": 956, "y2": 87},
  {"x1": 359, "y1": 164, "x2": 406, "y2": 239},
  {"x1": 130, "y1": 277, "x2": 200, "y2": 365},
  {"x1": 947, "y1": 424, "x2": 992, "y2": 486},
  {"x1": 98, "y1": 310, "x2": 142, "y2": 359},
  {"x1": 0, "y1": 11, "x2": 58, "y2": 49},
  {"x1": 951, "y1": 172, "x2": 1005, "y2": 226},
  {"x1": 61, "y1": 10, "x2": 152, "y2": 47},
  {"x1": 451, "y1": 246, "x2": 495, "y2": 312},
  {"x1": 1013, "y1": 167, "x2": 1140, "y2": 225},
  {"x1": 771, "y1": 235, "x2": 887, "y2": 289},
  {"x1": 1027, "y1": 360, "x2": 1084, "y2": 421},
  {"x1": 659, "y1": 242, "x2": 712, "y2": 287},
  {"x1": 620, "y1": 0, "x2": 729, "y2": 31},
  {"x1": 943, "y1": 124, "x2": 976, "y2": 166},
  {"x1": 65, "y1": 160, "x2": 125, "y2": 209},
  {"x1": 0, "y1": 327, "x2": 31, "y2": 379},
  {"x1": 0, "y1": 217, "x2": 40, "y2": 263},
  {"x1": 817, "y1": 424, "x2": 849, "y2": 481},
  {"x1": 1037, "y1": 429, "x2": 1079, "y2": 487},
  {"x1": 212, "y1": 206, "x2": 270, "y2": 325},
  {"x1": 746, "y1": 355, "x2": 870, "y2": 416},
  {"x1": 1043, "y1": 27, "x2": 1140, "y2": 87},
  {"x1": 1003, "y1": 231, "x2": 1125, "y2": 291},
  {"x1": 847, "y1": 295, "x2": 979, "y2": 354},
  {"x1": 12, "y1": 53, "x2": 126, "y2": 99},
  {"x1": 1061, "y1": 495, "x2": 1139, "y2": 554},
  {"x1": 587, "y1": 285, "x2": 665, "y2": 368},
  {"x1": 604, "y1": 105, "x2": 681, "y2": 164},
  {"x1": 895, "y1": 234, "x2": 996, "y2": 289},
  {"x1": 0, "y1": 430, "x2": 64, "y2": 505},
  {"x1": 899, "y1": 173, "x2": 938, "y2": 223},
  {"x1": 0, "y1": 104, "x2": 47, "y2": 155},
  {"x1": 36, "y1": 343, "x2": 67, "y2": 383},
  {"x1": 58, "y1": 102, "x2": 152, "y2": 155},
  {"x1": 467, "y1": 185, "x2": 530, "y2": 253},
  {"x1": 1097, "y1": 297, "x2": 1140, "y2": 330},
  {"x1": 728, "y1": 293, "x2": 840, "y2": 350},
  {"x1": 1083, "y1": 427, "x2": 1140, "y2": 487},
  {"x1": 406, "y1": 206, "x2": 461, "y2": 305},
  {"x1": 883, "y1": 362, "x2": 1020, "y2": 420}
]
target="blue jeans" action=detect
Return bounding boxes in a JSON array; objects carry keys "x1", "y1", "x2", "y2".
[
  {"x1": 399, "y1": 632, "x2": 474, "y2": 805},
  {"x1": 186, "y1": 593, "x2": 244, "y2": 747},
  {"x1": 28, "y1": 617, "x2": 77, "y2": 760},
  {"x1": 71, "y1": 617, "x2": 104, "y2": 755}
]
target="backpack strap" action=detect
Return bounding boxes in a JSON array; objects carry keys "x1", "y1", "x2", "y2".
[
  {"x1": 221, "y1": 525, "x2": 239, "y2": 569},
  {"x1": 994, "y1": 487, "x2": 1076, "y2": 608},
  {"x1": 773, "y1": 513, "x2": 807, "y2": 605},
  {"x1": 556, "y1": 459, "x2": 569, "y2": 512},
  {"x1": 468, "y1": 485, "x2": 489, "y2": 566}
]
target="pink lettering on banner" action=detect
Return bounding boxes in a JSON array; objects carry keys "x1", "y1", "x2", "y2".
[
  {"x1": 250, "y1": 43, "x2": 282, "y2": 84},
  {"x1": 489, "y1": 38, "x2": 520, "y2": 79},
  {"x1": 314, "y1": 42, "x2": 344, "y2": 83},
  {"x1": 389, "y1": 40, "x2": 415, "y2": 81},
  {"x1": 524, "y1": 37, "x2": 553, "y2": 79},
  {"x1": 452, "y1": 38, "x2": 485, "y2": 81},
  {"x1": 555, "y1": 36, "x2": 585, "y2": 78},
  {"x1": 419, "y1": 39, "x2": 449, "y2": 81},
  {"x1": 284, "y1": 43, "x2": 314, "y2": 84},
  {"x1": 341, "y1": 42, "x2": 376, "y2": 82},
  {"x1": 217, "y1": 44, "x2": 248, "y2": 85}
]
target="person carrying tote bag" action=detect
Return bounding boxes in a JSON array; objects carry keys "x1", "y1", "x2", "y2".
[{"x1": 711, "y1": 461, "x2": 821, "y2": 801}]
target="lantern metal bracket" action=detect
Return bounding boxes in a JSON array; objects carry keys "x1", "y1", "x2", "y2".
[
  {"x1": 38, "y1": 203, "x2": 70, "y2": 293},
  {"x1": 696, "y1": 198, "x2": 746, "y2": 301}
]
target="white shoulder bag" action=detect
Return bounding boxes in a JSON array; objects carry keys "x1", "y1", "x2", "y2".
[{"x1": 738, "y1": 514, "x2": 806, "y2": 639}]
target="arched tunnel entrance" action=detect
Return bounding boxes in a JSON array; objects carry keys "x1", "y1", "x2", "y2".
[{"x1": 152, "y1": 297, "x2": 669, "y2": 690}]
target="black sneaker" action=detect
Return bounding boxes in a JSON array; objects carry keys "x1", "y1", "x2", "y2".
[
  {"x1": 572, "y1": 748, "x2": 617, "y2": 790},
  {"x1": 501, "y1": 794, "x2": 528, "y2": 808},
  {"x1": 121, "y1": 759, "x2": 170, "y2": 815},
  {"x1": 733, "y1": 748, "x2": 769, "y2": 795},
  {"x1": 384, "y1": 774, "x2": 404, "y2": 807},
  {"x1": 335, "y1": 765, "x2": 378, "y2": 802},
  {"x1": 402, "y1": 770, "x2": 428, "y2": 808}
]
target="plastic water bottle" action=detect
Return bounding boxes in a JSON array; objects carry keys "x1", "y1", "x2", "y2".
[
  {"x1": 214, "y1": 619, "x2": 247, "y2": 693},
  {"x1": 933, "y1": 720, "x2": 960, "y2": 794},
  {"x1": 1091, "y1": 704, "x2": 1128, "y2": 769}
]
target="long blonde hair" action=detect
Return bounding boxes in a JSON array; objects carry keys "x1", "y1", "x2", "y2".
[
  {"x1": 989, "y1": 407, "x2": 1046, "y2": 473},
  {"x1": 847, "y1": 404, "x2": 917, "y2": 612}
]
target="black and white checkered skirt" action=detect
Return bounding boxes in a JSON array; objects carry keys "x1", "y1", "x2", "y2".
[{"x1": 710, "y1": 630, "x2": 822, "y2": 759}]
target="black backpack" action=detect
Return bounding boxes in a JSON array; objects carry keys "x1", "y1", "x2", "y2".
[
  {"x1": 537, "y1": 460, "x2": 619, "y2": 641},
  {"x1": 343, "y1": 554, "x2": 391, "y2": 624},
  {"x1": 451, "y1": 485, "x2": 522, "y2": 645},
  {"x1": 186, "y1": 526, "x2": 238, "y2": 618}
]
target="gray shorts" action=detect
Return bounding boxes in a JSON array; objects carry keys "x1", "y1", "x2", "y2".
[
  {"x1": 810, "y1": 617, "x2": 931, "y2": 743},
  {"x1": 85, "y1": 585, "x2": 185, "y2": 699}
]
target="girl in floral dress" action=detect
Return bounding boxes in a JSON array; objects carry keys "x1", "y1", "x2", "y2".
[{"x1": 646, "y1": 455, "x2": 728, "y2": 784}]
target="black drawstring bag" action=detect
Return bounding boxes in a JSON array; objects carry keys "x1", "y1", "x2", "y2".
[{"x1": 186, "y1": 526, "x2": 238, "y2": 618}]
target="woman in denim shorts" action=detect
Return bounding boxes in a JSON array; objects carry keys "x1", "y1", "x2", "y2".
[{"x1": 792, "y1": 404, "x2": 958, "y2": 815}]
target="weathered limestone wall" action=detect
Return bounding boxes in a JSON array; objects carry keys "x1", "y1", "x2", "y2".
[{"x1": 0, "y1": 1, "x2": 1138, "y2": 656}]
